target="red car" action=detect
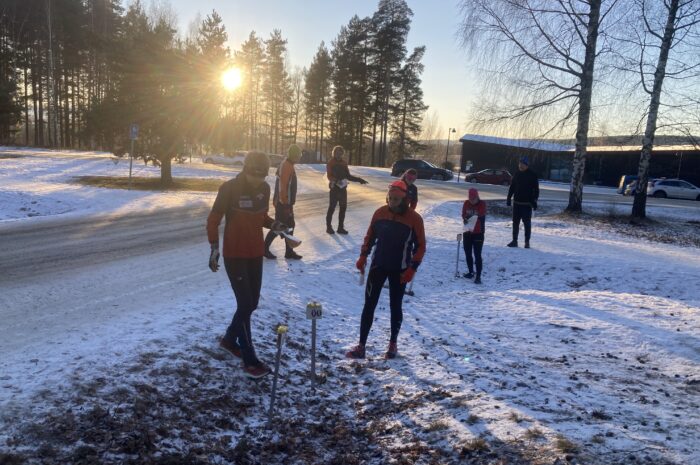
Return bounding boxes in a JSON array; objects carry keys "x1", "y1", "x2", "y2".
[{"x1": 464, "y1": 169, "x2": 512, "y2": 186}]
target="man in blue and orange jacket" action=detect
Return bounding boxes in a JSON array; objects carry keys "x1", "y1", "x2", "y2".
[
  {"x1": 346, "y1": 180, "x2": 426, "y2": 360},
  {"x1": 206, "y1": 151, "x2": 286, "y2": 379}
]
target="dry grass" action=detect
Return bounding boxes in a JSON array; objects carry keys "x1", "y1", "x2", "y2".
[
  {"x1": 554, "y1": 435, "x2": 578, "y2": 453},
  {"x1": 424, "y1": 419, "x2": 450, "y2": 432},
  {"x1": 460, "y1": 437, "x2": 489, "y2": 452},
  {"x1": 73, "y1": 175, "x2": 223, "y2": 192}
]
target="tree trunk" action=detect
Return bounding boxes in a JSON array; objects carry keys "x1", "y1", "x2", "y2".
[
  {"x1": 160, "y1": 156, "x2": 173, "y2": 186},
  {"x1": 632, "y1": 0, "x2": 679, "y2": 220},
  {"x1": 566, "y1": 0, "x2": 601, "y2": 213}
]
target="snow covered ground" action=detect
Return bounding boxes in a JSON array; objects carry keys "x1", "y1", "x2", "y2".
[{"x1": 1, "y1": 147, "x2": 699, "y2": 465}]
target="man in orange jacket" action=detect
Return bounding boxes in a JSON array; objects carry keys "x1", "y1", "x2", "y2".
[
  {"x1": 264, "y1": 144, "x2": 302, "y2": 260},
  {"x1": 206, "y1": 151, "x2": 286, "y2": 379}
]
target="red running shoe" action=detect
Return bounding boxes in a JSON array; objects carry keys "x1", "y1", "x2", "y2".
[{"x1": 345, "y1": 344, "x2": 366, "y2": 359}]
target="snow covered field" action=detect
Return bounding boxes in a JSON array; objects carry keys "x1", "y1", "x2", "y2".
[{"x1": 1, "y1": 147, "x2": 699, "y2": 465}]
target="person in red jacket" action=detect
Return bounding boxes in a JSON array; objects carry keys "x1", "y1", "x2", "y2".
[
  {"x1": 264, "y1": 144, "x2": 302, "y2": 260},
  {"x1": 462, "y1": 188, "x2": 486, "y2": 284},
  {"x1": 326, "y1": 145, "x2": 368, "y2": 234},
  {"x1": 346, "y1": 180, "x2": 426, "y2": 360},
  {"x1": 206, "y1": 151, "x2": 286, "y2": 379}
]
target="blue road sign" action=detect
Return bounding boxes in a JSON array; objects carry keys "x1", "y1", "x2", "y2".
[{"x1": 129, "y1": 123, "x2": 139, "y2": 140}]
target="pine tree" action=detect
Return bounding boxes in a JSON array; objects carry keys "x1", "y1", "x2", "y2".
[
  {"x1": 304, "y1": 42, "x2": 332, "y2": 157},
  {"x1": 391, "y1": 46, "x2": 428, "y2": 160}
]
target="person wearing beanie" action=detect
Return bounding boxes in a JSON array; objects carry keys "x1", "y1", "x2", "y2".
[
  {"x1": 346, "y1": 180, "x2": 426, "y2": 360},
  {"x1": 462, "y1": 188, "x2": 487, "y2": 284},
  {"x1": 506, "y1": 156, "x2": 539, "y2": 248},
  {"x1": 206, "y1": 151, "x2": 287, "y2": 379},
  {"x1": 264, "y1": 144, "x2": 303, "y2": 260},
  {"x1": 401, "y1": 168, "x2": 419, "y2": 210},
  {"x1": 326, "y1": 145, "x2": 369, "y2": 234}
]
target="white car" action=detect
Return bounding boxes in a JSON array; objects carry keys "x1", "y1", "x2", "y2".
[
  {"x1": 202, "y1": 151, "x2": 247, "y2": 166},
  {"x1": 647, "y1": 178, "x2": 700, "y2": 200}
]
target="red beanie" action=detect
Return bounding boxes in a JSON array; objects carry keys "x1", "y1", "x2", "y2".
[
  {"x1": 468, "y1": 188, "x2": 479, "y2": 201},
  {"x1": 388, "y1": 180, "x2": 408, "y2": 198}
]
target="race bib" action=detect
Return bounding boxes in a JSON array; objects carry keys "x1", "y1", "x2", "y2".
[{"x1": 239, "y1": 199, "x2": 253, "y2": 208}]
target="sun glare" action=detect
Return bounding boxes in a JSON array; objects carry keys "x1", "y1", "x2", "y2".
[{"x1": 221, "y1": 67, "x2": 242, "y2": 91}]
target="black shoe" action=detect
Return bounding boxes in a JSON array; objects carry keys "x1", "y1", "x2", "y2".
[
  {"x1": 326, "y1": 225, "x2": 335, "y2": 234},
  {"x1": 507, "y1": 241, "x2": 518, "y2": 248},
  {"x1": 463, "y1": 272, "x2": 474, "y2": 279},
  {"x1": 284, "y1": 251, "x2": 302, "y2": 260},
  {"x1": 524, "y1": 241, "x2": 530, "y2": 249},
  {"x1": 474, "y1": 276, "x2": 482, "y2": 284},
  {"x1": 263, "y1": 250, "x2": 276, "y2": 259},
  {"x1": 337, "y1": 226, "x2": 348, "y2": 235}
]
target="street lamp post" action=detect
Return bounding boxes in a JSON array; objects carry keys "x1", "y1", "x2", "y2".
[{"x1": 444, "y1": 128, "x2": 456, "y2": 169}]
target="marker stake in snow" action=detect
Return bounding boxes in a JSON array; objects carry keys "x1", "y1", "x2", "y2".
[
  {"x1": 455, "y1": 233, "x2": 462, "y2": 277},
  {"x1": 306, "y1": 301, "x2": 323, "y2": 386},
  {"x1": 268, "y1": 324, "x2": 288, "y2": 424}
]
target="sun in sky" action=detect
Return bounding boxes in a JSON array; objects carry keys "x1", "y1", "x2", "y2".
[{"x1": 221, "y1": 67, "x2": 242, "y2": 91}]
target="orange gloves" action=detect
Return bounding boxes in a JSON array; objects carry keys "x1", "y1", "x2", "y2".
[
  {"x1": 356, "y1": 256, "x2": 367, "y2": 273},
  {"x1": 400, "y1": 268, "x2": 416, "y2": 284}
]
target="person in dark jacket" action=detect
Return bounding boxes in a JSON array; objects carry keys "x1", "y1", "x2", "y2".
[
  {"x1": 462, "y1": 188, "x2": 486, "y2": 284},
  {"x1": 206, "y1": 151, "x2": 286, "y2": 379},
  {"x1": 346, "y1": 180, "x2": 426, "y2": 360},
  {"x1": 264, "y1": 144, "x2": 302, "y2": 260},
  {"x1": 326, "y1": 145, "x2": 368, "y2": 234},
  {"x1": 401, "y1": 168, "x2": 418, "y2": 210},
  {"x1": 506, "y1": 156, "x2": 539, "y2": 248}
]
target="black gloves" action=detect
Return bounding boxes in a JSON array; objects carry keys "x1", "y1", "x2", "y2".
[
  {"x1": 358, "y1": 178, "x2": 368, "y2": 185},
  {"x1": 209, "y1": 245, "x2": 220, "y2": 272},
  {"x1": 271, "y1": 220, "x2": 288, "y2": 233},
  {"x1": 506, "y1": 198, "x2": 512, "y2": 207},
  {"x1": 532, "y1": 200, "x2": 538, "y2": 210}
]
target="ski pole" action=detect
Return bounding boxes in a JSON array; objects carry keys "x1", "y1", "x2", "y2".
[
  {"x1": 268, "y1": 323, "x2": 288, "y2": 425},
  {"x1": 455, "y1": 233, "x2": 462, "y2": 278},
  {"x1": 359, "y1": 271, "x2": 365, "y2": 286}
]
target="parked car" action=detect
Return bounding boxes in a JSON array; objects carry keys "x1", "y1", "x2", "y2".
[
  {"x1": 617, "y1": 174, "x2": 638, "y2": 195},
  {"x1": 202, "y1": 151, "x2": 247, "y2": 165},
  {"x1": 391, "y1": 159, "x2": 453, "y2": 181},
  {"x1": 464, "y1": 169, "x2": 512, "y2": 186},
  {"x1": 647, "y1": 178, "x2": 700, "y2": 200}
]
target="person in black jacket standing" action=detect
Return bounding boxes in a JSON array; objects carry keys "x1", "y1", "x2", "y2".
[{"x1": 506, "y1": 156, "x2": 539, "y2": 248}]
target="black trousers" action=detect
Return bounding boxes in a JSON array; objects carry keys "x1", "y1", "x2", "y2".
[
  {"x1": 512, "y1": 203, "x2": 532, "y2": 242},
  {"x1": 326, "y1": 187, "x2": 347, "y2": 228},
  {"x1": 223, "y1": 257, "x2": 263, "y2": 367},
  {"x1": 264, "y1": 203, "x2": 296, "y2": 254},
  {"x1": 463, "y1": 232, "x2": 484, "y2": 277},
  {"x1": 359, "y1": 266, "x2": 406, "y2": 345}
]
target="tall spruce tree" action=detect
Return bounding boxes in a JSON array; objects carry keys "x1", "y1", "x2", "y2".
[
  {"x1": 304, "y1": 42, "x2": 332, "y2": 157},
  {"x1": 391, "y1": 46, "x2": 428, "y2": 160}
]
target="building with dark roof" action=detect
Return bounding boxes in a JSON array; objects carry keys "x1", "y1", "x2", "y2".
[{"x1": 459, "y1": 134, "x2": 700, "y2": 187}]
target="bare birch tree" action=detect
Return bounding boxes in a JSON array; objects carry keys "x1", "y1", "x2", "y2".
[
  {"x1": 460, "y1": 0, "x2": 622, "y2": 212},
  {"x1": 617, "y1": 0, "x2": 700, "y2": 219}
]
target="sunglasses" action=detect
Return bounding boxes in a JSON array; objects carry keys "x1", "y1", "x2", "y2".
[
  {"x1": 247, "y1": 169, "x2": 268, "y2": 178},
  {"x1": 388, "y1": 195, "x2": 404, "y2": 201}
]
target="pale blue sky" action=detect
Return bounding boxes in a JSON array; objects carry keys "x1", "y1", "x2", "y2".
[{"x1": 165, "y1": 0, "x2": 473, "y2": 138}]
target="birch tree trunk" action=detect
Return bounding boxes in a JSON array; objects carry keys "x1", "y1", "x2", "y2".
[
  {"x1": 632, "y1": 0, "x2": 680, "y2": 219},
  {"x1": 566, "y1": 0, "x2": 602, "y2": 213}
]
